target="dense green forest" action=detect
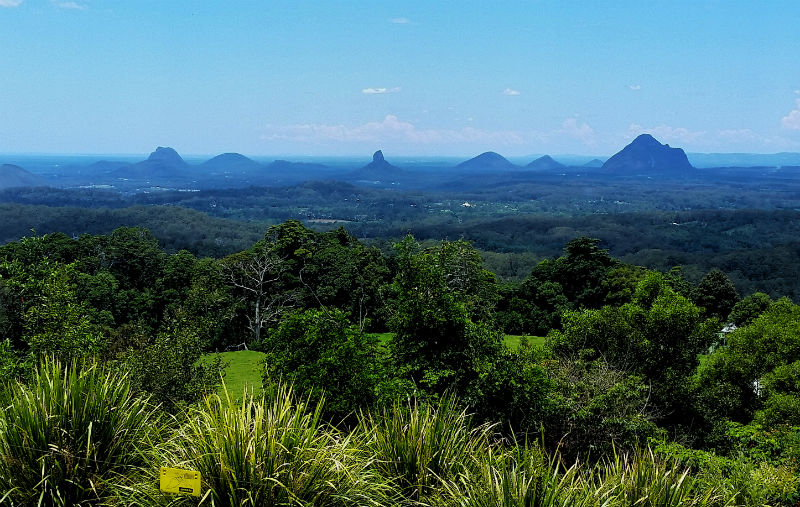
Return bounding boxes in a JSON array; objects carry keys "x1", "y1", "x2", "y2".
[
  {"x1": 2, "y1": 221, "x2": 800, "y2": 505},
  {"x1": 4, "y1": 199, "x2": 800, "y2": 298}
]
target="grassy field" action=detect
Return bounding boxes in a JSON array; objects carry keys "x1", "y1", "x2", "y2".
[
  {"x1": 207, "y1": 350, "x2": 266, "y2": 398},
  {"x1": 503, "y1": 334, "x2": 546, "y2": 348},
  {"x1": 209, "y1": 335, "x2": 546, "y2": 398}
]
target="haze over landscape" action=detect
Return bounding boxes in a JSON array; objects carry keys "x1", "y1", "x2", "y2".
[
  {"x1": 1, "y1": 0, "x2": 799, "y2": 157},
  {"x1": 8, "y1": 3, "x2": 800, "y2": 506}
]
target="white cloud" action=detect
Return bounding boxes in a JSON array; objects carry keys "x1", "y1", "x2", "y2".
[
  {"x1": 362, "y1": 87, "x2": 401, "y2": 95},
  {"x1": 56, "y1": 1, "x2": 87, "y2": 9},
  {"x1": 781, "y1": 99, "x2": 800, "y2": 130},
  {"x1": 560, "y1": 118, "x2": 595, "y2": 145},
  {"x1": 627, "y1": 123, "x2": 706, "y2": 144},
  {"x1": 261, "y1": 115, "x2": 526, "y2": 146},
  {"x1": 502, "y1": 88, "x2": 520, "y2": 96},
  {"x1": 390, "y1": 17, "x2": 410, "y2": 24},
  {"x1": 0, "y1": 0, "x2": 24, "y2": 7},
  {"x1": 628, "y1": 84, "x2": 642, "y2": 91}
]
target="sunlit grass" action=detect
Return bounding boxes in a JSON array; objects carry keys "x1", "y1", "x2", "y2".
[
  {"x1": 0, "y1": 358, "x2": 778, "y2": 506},
  {"x1": 203, "y1": 350, "x2": 265, "y2": 399},
  {"x1": 0, "y1": 357, "x2": 164, "y2": 506},
  {"x1": 152, "y1": 383, "x2": 386, "y2": 507},
  {"x1": 503, "y1": 334, "x2": 546, "y2": 349},
  {"x1": 356, "y1": 393, "x2": 495, "y2": 504}
]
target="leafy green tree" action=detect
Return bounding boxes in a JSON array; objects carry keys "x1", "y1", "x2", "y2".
[
  {"x1": 729, "y1": 291, "x2": 772, "y2": 326},
  {"x1": 104, "y1": 227, "x2": 166, "y2": 290},
  {"x1": 75, "y1": 269, "x2": 119, "y2": 329},
  {"x1": 514, "y1": 279, "x2": 569, "y2": 335},
  {"x1": 291, "y1": 227, "x2": 391, "y2": 330},
  {"x1": 544, "y1": 358, "x2": 661, "y2": 458},
  {"x1": 507, "y1": 237, "x2": 617, "y2": 335},
  {"x1": 695, "y1": 298, "x2": 800, "y2": 433},
  {"x1": 0, "y1": 338, "x2": 30, "y2": 384},
  {"x1": 465, "y1": 339, "x2": 558, "y2": 437},
  {"x1": 2, "y1": 258, "x2": 103, "y2": 359},
  {"x1": 601, "y1": 264, "x2": 651, "y2": 306},
  {"x1": 549, "y1": 271, "x2": 718, "y2": 427},
  {"x1": 388, "y1": 236, "x2": 503, "y2": 396},
  {"x1": 123, "y1": 324, "x2": 224, "y2": 411},
  {"x1": 180, "y1": 257, "x2": 239, "y2": 350},
  {"x1": 261, "y1": 307, "x2": 381, "y2": 421},
  {"x1": 76, "y1": 227, "x2": 166, "y2": 328},
  {"x1": 757, "y1": 361, "x2": 800, "y2": 426},
  {"x1": 693, "y1": 268, "x2": 741, "y2": 320},
  {"x1": 533, "y1": 237, "x2": 617, "y2": 309}
]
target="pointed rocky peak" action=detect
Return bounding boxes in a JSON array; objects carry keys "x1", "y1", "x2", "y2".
[
  {"x1": 147, "y1": 146, "x2": 187, "y2": 166},
  {"x1": 113, "y1": 146, "x2": 190, "y2": 179},
  {"x1": 630, "y1": 133, "x2": 661, "y2": 148},
  {"x1": 602, "y1": 134, "x2": 694, "y2": 174},
  {"x1": 456, "y1": 151, "x2": 517, "y2": 171},
  {"x1": 362, "y1": 149, "x2": 397, "y2": 171},
  {"x1": 527, "y1": 155, "x2": 564, "y2": 170}
]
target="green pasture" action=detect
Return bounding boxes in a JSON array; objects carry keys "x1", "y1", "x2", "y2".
[
  {"x1": 503, "y1": 334, "x2": 546, "y2": 348},
  {"x1": 209, "y1": 335, "x2": 546, "y2": 398},
  {"x1": 206, "y1": 350, "x2": 266, "y2": 398}
]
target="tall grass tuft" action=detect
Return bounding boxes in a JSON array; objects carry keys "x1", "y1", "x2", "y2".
[
  {"x1": 434, "y1": 441, "x2": 589, "y2": 507},
  {"x1": 154, "y1": 382, "x2": 385, "y2": 507},
  {"x1": 592, "y1": 447, "x2": 726, "y2": 507},
  {"x1": 0, "y1": 356, "x2": 163, "y2": 506},
  {"x1": 357, "y1": 393, "x2": 494, "y2": 505}
]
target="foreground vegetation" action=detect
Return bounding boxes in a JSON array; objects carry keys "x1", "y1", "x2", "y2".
[
  {"x1": 1, "y1": 358, "x2": 797, "y2": 506},
  {"x1": 2, "y1": 220, "x2": 800, "y2": 503}
]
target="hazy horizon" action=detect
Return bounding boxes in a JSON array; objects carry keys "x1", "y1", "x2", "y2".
[{"x1": 2, "y1": 1, "x2": 799, "y2": 157}]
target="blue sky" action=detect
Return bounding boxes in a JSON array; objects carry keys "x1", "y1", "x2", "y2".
[{"x1": 1, "y1": 1, "x2": 799, "y2": 157}]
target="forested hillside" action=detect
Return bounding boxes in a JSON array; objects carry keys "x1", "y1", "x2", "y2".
[{"x1": 2, "y1": 221, "x2": 800, "y2": 504}]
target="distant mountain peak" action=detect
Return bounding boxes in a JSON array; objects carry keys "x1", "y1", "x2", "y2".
[
  {"x1": 147, "y1": 146, "x2": 187, "y2": 166},
  {"x1": 0, "y1": 163, "x2": 46, "y2": 189},
  {"x1": 602, "y1": 134, "x2": 694, "y2": 174},
  {"x1": 111, "y1": 146, "x2": 189, "y2": 180},
  {"x1": 456, "y1": 152, "x2": 517, "y2": 171},
  {"x1": 527, "y1": 155, "x2": 564, "y2": 170},
  {"x1": 583, "y1": 159, "x2": 605, "y2": 168},
  {"x1": 362, "y1": 149, "x2": 397, "y2": 171},
  {"x1": 632, "y1": 133, "x2": 660, "y2": 146},
  {"x1": 200, "y1": 152, "x2": 262, "y2": 172}
]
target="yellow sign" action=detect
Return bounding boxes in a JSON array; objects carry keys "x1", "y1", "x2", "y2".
[{"x1": 160, "y1": 466, "x2": 202, "y2": 497}]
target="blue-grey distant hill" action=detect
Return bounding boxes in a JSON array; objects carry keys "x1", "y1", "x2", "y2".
[
  {"x1": 602, "y1": 134, "x2": 694, "y2": 175},
  {"x1": 0, "y1": 164, "x2": 47, "y2": 189},
  {"x1": 527, "y1": 155, "x2": 565, "y2": 170},
  {"x1": 200, "y1": 153, "x2": 262, "y2": 173},
  {"x1": 455, "y1": 152, "x2": 518, "y2": 172},
  {"x1": 687, "y1": 152, "x2": 800, "y2": 168},
  {"x1": 348, "y1": 150, "x2": 416, "y2": 187},
  {"x1": 113, "y1": 147, "x2": 190, "y2": 180}
]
